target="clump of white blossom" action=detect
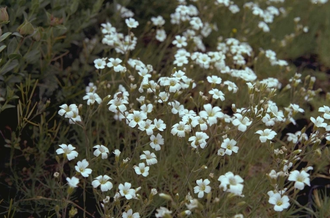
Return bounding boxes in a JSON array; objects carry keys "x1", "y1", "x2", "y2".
[{"x1": 54, "y1": 0, "x2": 330, "y2": 217}]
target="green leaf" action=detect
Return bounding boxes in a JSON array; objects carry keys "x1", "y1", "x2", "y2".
[
  {"x1": 30, "y1": 0, "x2": 40, "y2": 14},
  {"x1": 0, "y1": 32, "x2": 12, "y2": 42},
  {"x1": 0, "y1": 104, "x2": 15, "y2": 112},
  {"x1": 18, "y1": 0, "x2": 26, "y2": 6},
  {"x1": 8, "y1": 53, "x2": 22, "y2": 60},
  {"x1": 0, "y1": 45, "x2": 6, "y2": 53},
  {"x1": 55, "y1": 25, "x2": 67, "y2": 31},
  {"x1": 92, "y1": 0, "x2": 104, "y2": 15},
  {"x1": 24, "y1": 49, "x2": 40, "y2": 63},
  {"x1": 55, "y1": 25, "x2": 67, "y2": 35},
  {"x1": 0, "y1": 60, "x2": 19, "y2": 76},
  {"x1": 0, "y1": 21, "x2": 10, "y2": 25},
  {"x1": 70, "y1": 0, "x2": 79, "y2": 14},
  {"x1": 12, "y1": 32, "x2": 23, "y2": 38},
  {"x1": 7, "y1": 38, "x2": 18, "y2": 55}
]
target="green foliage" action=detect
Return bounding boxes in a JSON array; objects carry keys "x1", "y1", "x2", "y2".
[
  {"x1": 0, "y1": 0, "x2": 105, "y2": 111},
  {"x1": 1, "y1": 0, "x2": 330, "y2": 217}
]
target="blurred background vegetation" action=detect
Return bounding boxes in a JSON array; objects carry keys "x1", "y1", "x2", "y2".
[{"x1": 0, "y1": 0, "x2": 330, "y2": 217}]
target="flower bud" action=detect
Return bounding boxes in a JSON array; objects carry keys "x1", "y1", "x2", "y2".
[
  {"x1": 32, "y1": 27, "x2": 42, "y2": 41},
  {"x1": 314, "y1": 148, "x2": 322, "y2": 157},
  {"x1": 55, "y1": 205, "x2": 60, "y2": 213},
  {"x1": 69, "y1": 207, "x2": 78, "y2": 218},
  {"x1": 0, "y1": 7, "x2": 9, "y2": 23},
  {"x1": 237, "y1": 201, "x2": 246, "y2": 206},
  {"x1": 179, "y1": 210, "x2": 192, "y2": 216},
  {"x1": 67, "y1": 186, "x2": 74, "y2": 195},
  {"x1": 53, "y1": 172, "x2": 60, "y2": 178},
  {"x1": 17, "y1": 19, "x2": 35, "y2": 35},
  {"x1": 159, "y1": 193, "x2": 173, "y2": 201}
]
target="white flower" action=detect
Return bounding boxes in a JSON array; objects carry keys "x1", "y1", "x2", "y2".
[
  {"x1": 127, "y1": 111, "x2": 147, "y2": 128},
  {"x1": 172, "y1": 35, "x2": 187, "y2": 48},
  {"x1": 94, "y1": 58, "x2": 106, "y2": 69},
  {"x1": 117, "y1": 4, "x2": 134, "y2": 18},
  {"x1": 221, "y1": 138, "x2": 238, "y2": 155},
  {"x1": 267, "y1": 169, "x2": 279, "y2": 179},
  {"x1": 171, "y1": 121, "x2": 191, "y2": 137},
  {"x1": 83, "y1": 92, "x2": 102, "y2": 105},
  {"x1": 289, "y1": 103, "x2": 304, "y2": 113},
  {"x1": 167, "y1": 78, "x2": 182, "y2": 93},
  {"x1": 68, "y1": 109, "x2": 81, "y2": 124},
  {"x1": 56, "y1": 144, "x2": 78, "y2": 161},
  {"x1": 258, "y1": 21, "x2": 270, "y2": 32},
  {"x1": 229, "y1": 5, "x2": 240, "y2": 13},
  {"x1": 156, "y1": 29, "x2": 167, "y2": 42},
  {"x1": 218, "y1": 172, "x2": 244, "y2": 196},
  {"x1": 151, "y1": 16, "x2": 165, "y2": 26},
  {"x1": 93, "y1": 145, "x2": 109, "y2": 159},
  {"x1": 186, "y1": 199, "x2": 198, "y2": 210},
  {"x1": 194, "y1": 179, "x2": 211, "y2": 198},
  {"x1": 217, "y1": 148, "x2": 226, "y2": 156},
  {"x1": 119, "y1": 182, "x2": 136, "y2": 200},
  {"x1": 58, "y1": 104, "x2": 78, "y2": 118},
  {"x1": 233, "y1": 54, "x2": 245, "y2": 65},
  {"x1": 207, "y1": 75, "x2": 222, "y2": 84},
  {"x1": 197, "y1": 54, "x2": 211, "y2": 69},
  {"x1": 262, "y1": 114, "x2": 276, "y2": 126},
  {"x1": 216, "y1": 0, "x2": 230, "y2": 6},
  {"x1": 67, "y1": 176, "x2": 79, "y2": 188},
  {"x1": 255, "y1": 129, "x2": 277, "y2": 143},
  {"x1": 199, "y1": 103, "x2": 223, "y2": 126},
  {"x1": 154, "y1": 119, "x2": 166, "y2": 131},
  {"x1": 223, "y1": 81, "x2": 238, "y2": 93},
  {"x1": 107, "y1": 58, "x2": 125, "y2": 72},
  {"x1": 125, "y1": 18, "x2": 139, "y2": 28},
  {"x1": 134, "y1": 162, "x2": 150, "y2": 177},
  {"x1": 140, "y1": 104, "x2": 153, "y2": 114},
  {"x1": 190, "y1": 17, "x2": 203, "y2": 30},
  {"x1": 101, "y1": 22, "x2": 115, "y2": 34},
  {"x1": 150, "y1": 133, "x2": 164, "y2": 151},
  {"x1": 92, "y1": 175, "x2": 113, "y2": 192},
  {"x1": 138, "y1": 119, "x2": 155, "y2": 135},
  {"x1": 158, "y1": 92, "x2": 170, "y2": 103},
  {"x1": 85, "y1": 82, "x2": 97, "y2": 93},
  {"x1": 140, "y1": 150, "x2": 158, "y2": 165},
  {"x1": 155, "y1": 207, "x2": 172, "y2": 218},
  {"x1": 318, "y1": 105, "x2": 330, "y2": 119},
  {"x1": 310, "y1": 116, "x2": 327, "y2": 128},
  {"x1": 288, "y1": 170, "x2": 310, "y2": 190},
  {"x1": 267, "y1": 191, "x2": 290, "y2": 212},
  {"x1": 108, "y1": 95, "x2": 128, "y2": 113},
  {"x1": 75, "y1": 159, "x2": 92, "y2": 177},
  {"x1": 209, "y1": 88, "x2": 225, "y2": 101},
  {"x1": 191, "y1": 116, "x2": 208, "y2": 131},
  {"x1": 287, "y1": 132, "x2": 298, "y2": 143},
  {"x1": 188, "y1": 132, "x2": 209, "y2": 149},
  {"x1": 232, "y1": 113, "x2": 252, "y2": 132},
  {"x1": 168, "y1": 101, "x2": 184, "y2": 115},
  {"x1": 174, "y1": 56, "x2": 189, "y2": 66},
  {"x1": 122, "y1": 209, "x2": 140, "y2": 218},
  {"x1": 151, "y1": 188, "x2": 158, "y2": 196}
]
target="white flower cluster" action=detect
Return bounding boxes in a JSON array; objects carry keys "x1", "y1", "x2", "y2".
[
  {"x1": 55, "y1": 0, "x2": 330, "y2": 216},
  {"x1": 100, "y1": 20, "x2": 138, "y2": 54},
  {"x1": 244, "y1": 2, "x2": 283, "y2": 32},
  {"x1": 58, "y1": 104, "x2": 81, "y2": 124}
]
